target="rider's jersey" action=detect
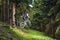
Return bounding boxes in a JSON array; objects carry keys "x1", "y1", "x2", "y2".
[{"x1": 23, "y1": 13, "x2": 29, "y2": 21}]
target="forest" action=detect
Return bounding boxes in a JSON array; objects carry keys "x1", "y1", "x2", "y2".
[{"x1": 0, "y1": 0, "x2": 60, "y2": 40}]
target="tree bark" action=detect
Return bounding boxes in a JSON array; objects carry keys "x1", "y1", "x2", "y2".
[
  {"x1": 11, "y1": 0, "x2": 16, "y2": 27},
  {"x1": 1, "y1": 0, "x2": 6, "y2": 22},
  {"x1": 1, "y1": 0, "x2": 10, "y2": 23}
]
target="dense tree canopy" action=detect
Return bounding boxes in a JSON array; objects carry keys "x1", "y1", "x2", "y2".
[
  {"x1": 14, "y1": 0, "x2": 60, "y2": 38},
  {"x1": 29, "y1": 0, "x2": 60, "y2": 38}
]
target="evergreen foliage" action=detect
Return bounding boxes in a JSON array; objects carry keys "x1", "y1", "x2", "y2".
[{"x1": 0, "y1": 0, "x2": 60, "y2": 39}]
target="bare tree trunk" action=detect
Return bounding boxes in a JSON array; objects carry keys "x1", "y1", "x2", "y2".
[
  {"x1": 45, "y1": 18, "x2": 59, "y2": 37},
  {"x1": 11, "y1": 0, "x2": 16, "y2": 27},
  {"x1": 1, "y1": 0, "x2": 6, "y2": 22},
  {"x1": 0, "y1": 0, "x2": 2, "y2": 21},
  {"x1": 5, "y1": 0, "x2": 10, "y2": 23},
  {"x1": 45, "y1": 18, "x2": 54, "y2": 35},
  {"x1": 1, "y1": 0, "x2": 10, "y2": 23},
  {"x1": 1, "y1": 0, "x2": 16, "y2": 27}
]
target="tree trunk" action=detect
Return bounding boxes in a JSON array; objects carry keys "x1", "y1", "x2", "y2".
[
  {"x1": 11, "y1": 0, "x2": 16, "y2": 27},
  {"x1": 1, "y1": 0, "x2": 10, "y2": 23},
  {"x1": 5, "y1": 0, "x2": 10, "y2": 23},
  {"x1": 45, "y1": 18, "x2": 54, "y2": 35},
  {"x1": 1, "y1": 0, "x2": 6, "y2": 22},
  {"x1": 45, "y1": 18, "x2": 60, "y2": 37}
]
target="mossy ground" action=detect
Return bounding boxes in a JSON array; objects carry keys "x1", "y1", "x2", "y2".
[{"x1": 0, "y1": 22, "x2": 55, "y2": 40}]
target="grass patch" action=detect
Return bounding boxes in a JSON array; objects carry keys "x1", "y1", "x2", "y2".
[
  {"x1": 11, "y1": 28, "x2": 55, "y2": 40},
  {"x1": 0, "y1": 22, "x2": 55, "y2": 40}
]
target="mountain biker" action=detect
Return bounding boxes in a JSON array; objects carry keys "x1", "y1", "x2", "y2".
[
  {"x1": 23, "y1": 12, "x2": 30, "y2": 22},
  {"x1": 21, "y1": 12, "x2": 31, "y2": 27}
]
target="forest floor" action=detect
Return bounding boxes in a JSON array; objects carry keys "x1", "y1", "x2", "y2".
[
  {"x1": 0, "y1": 25, "x2": 20, "y2": 40},
  {"x1": 12, "y1": 27, "x2": 55, "y2": 40},
  {"x1": 0, "y1": 22, "x2": 55, "y2": 40}
]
